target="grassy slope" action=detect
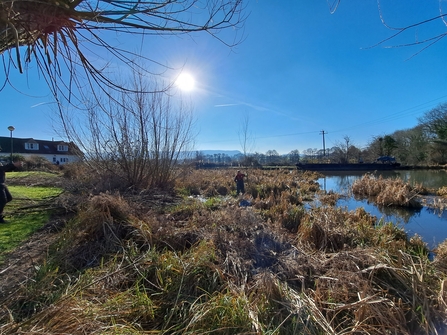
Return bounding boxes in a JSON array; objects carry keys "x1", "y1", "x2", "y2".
[{"x1": 0, "y1": 172, "x2": 63, "y2": 262}]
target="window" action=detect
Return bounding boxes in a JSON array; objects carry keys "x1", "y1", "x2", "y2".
[
  {"x1": 57, "y1": 145, "x2": 68, "y2": 152},
  {"x1": 25, "y1": 142, "x2": 39, "y2": 150}
]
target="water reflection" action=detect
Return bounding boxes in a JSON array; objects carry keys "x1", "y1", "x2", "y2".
[
  {"x1": 320, "y1": 172, "x2": 363, "y2": 195},
  {"x1": 319, "y1": 169, "x2": 447, "y2": 193},
  {"x1": 317, "y1": 170, "x2": 447, "y2": 249},
  {"x1": 392, "y1": 169, "x2": 447, "y2": 188}
]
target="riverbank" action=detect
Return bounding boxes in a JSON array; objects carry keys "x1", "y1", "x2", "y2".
[
  {"x1": 296, "y1": 162, "x2": 400, "y2": 171},
  {"x1": 198, "y1": 163, "x2": 447, "y2": 172},
  {"x1": 296, "y1": 163, "x2": 447, "y2": 172}
]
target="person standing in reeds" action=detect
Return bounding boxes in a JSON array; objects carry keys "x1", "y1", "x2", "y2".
[
  {"x1": 234, "y1": 170, "x2": 246, "y2": 195},
  {"x1": 0, "y1": 161, "x2": 21, "y2": 223}
]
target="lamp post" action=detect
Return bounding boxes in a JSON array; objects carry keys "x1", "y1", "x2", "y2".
[{"x1": 7, "y1": 126, "x2": 14, "y2": 163}]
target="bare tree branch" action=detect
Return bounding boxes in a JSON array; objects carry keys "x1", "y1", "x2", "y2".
[
  {"x1": 0, "y1": 0, "x2": 246, "y2": 105},
  {"x1": 334, "y1": 1, "x2": 447, "y2": 57},
  {"x1": 61, "y1": 71, "x2": 195, "y2": 189}
]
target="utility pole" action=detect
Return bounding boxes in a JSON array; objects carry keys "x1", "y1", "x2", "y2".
[{"x1": 320, "y1": 130, "x2": 327, "y2": 157}]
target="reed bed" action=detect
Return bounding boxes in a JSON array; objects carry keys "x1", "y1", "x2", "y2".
[
  {"x1": 437, "y1": 186, "x2": 447, "y2": 197},
  {"x1": 1, "y1": 169, "x2": 446, "y2": 334},
  {"x1": 352, "y1": 174, "x2": 422, "y2": 208}
]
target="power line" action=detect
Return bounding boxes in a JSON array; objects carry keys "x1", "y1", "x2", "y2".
[
  {"x1": 201, "y1": 94, "x2": 447, "y2": 144},
  {"x1": 330, "y1": 95, "x2": 447, "y2": 134}
]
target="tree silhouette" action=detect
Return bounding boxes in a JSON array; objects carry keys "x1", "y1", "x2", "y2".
[{"x1": 1, "y1": 0, "x2": 245, "y2": 105}]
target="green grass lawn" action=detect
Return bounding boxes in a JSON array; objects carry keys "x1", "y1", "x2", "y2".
[
  {"x1": 0, "y1": 177, "x2": 63, "y2": 264},
  {"x1": 6, "y1": 171, "x2": 61, "y2": 180}
]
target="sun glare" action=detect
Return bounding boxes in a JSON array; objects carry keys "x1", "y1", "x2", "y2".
[{"x1": 176, "y1": 72, "x2": 195, "y2": 91}]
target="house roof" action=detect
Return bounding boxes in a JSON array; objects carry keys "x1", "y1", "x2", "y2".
[{"x1": 0, "y1": 137, "x2": 81, "y2": 157}]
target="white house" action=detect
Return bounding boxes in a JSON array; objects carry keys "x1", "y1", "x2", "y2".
[{"x1": 0, "y1": 136, "x2": 82, "y2": 165}]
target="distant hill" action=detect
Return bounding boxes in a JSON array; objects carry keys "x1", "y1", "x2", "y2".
[{"x1": 197, "y1": 150, "x2": 242, "y2": 157}]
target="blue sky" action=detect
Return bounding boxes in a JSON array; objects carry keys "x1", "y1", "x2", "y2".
[{"x1": 3, "y1": 1, "x2": 447, "y2": 154}]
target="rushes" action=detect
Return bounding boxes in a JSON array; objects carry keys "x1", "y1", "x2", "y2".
[{"x1": 353, "y1": 174, "x2": 422, "y2": 208}]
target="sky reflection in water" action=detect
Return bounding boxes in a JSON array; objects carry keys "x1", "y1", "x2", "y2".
[{"x1": 318, "y1": 171, "x2": 447, "y2": 250}]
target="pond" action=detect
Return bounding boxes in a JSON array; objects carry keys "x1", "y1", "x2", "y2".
[{"x1": 317, "y1": 169, "x2": 447, "y2": 250}]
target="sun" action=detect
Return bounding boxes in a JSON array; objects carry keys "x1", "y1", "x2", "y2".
[{"x1": 175, "y1": 72, "x2": 195, "y2": 91}]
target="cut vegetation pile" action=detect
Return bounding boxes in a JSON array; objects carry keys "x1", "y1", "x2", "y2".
[{"x1": 0, "y1": 167, "x2": 446, "y2": 334}]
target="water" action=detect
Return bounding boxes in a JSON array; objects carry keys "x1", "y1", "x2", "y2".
[
  {"x1": 319, "y1": 169, "x2": 447, "y2": 193},
  {"x1": 317, "y1": 170, "x2": 447, "y2": 249}
]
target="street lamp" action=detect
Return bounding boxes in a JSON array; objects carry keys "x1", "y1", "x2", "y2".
[{"x1": 7, "y1": 126, "x2": 14, "y2": 163}]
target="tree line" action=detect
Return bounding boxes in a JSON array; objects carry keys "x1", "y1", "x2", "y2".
[
  {"x1": 330, "y1": 103, "x2": 447, "y2": 166},
  {"x1": 196, "y1": 102, "x2": 447, "y2": 167}
]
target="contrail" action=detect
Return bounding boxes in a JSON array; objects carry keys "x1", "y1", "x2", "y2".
[
  {"x1": 214, "y1": 103, "x2": 240, "y2": 107},
  {"x1": 31, "y1": 102, "x2": 52, "y2": 108}
]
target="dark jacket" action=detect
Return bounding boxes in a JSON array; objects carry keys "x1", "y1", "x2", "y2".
[
  {"x1": 234, "y1": 173, "x2": 245, "y2": 182},
  {"x1": 0, "y1": 163, "x2": 17, "y2": 184}
]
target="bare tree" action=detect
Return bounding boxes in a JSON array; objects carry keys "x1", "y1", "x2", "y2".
[
  {"x1": 265, "y1": 149, "x2": 280, "y2": 165},
  {"x1": 288, "y1": 149, "x2": 300, "y2": 164},
  {"x1": 418, "y1": 102, "x2": 447, "y2": 141},
  {"x1": 238, "y1": 111, "x2": 256, "y2": 166},
  {"x1": 302, "y1": 148, "x2": 317, "y2": 163},
  {"x1": 1, "y1": 0, "x2": 246, "y2": 105},
  {"x1": 62, "y1": 72, "x2": 195, "y2": 189},
  {"x1": 332, "y1": 135, "x2": 357, "y2": 163}
]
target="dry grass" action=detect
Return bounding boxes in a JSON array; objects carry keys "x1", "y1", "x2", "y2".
[
  {"x1": 352, "y1": 174, "x2": 422, "y2": 208},
  {"x1": 437, "y1": 186, "x2": 447, "y2": 197},
  {"x1": 1, "y1": 168, "x2": 446, "y2": 334}
]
